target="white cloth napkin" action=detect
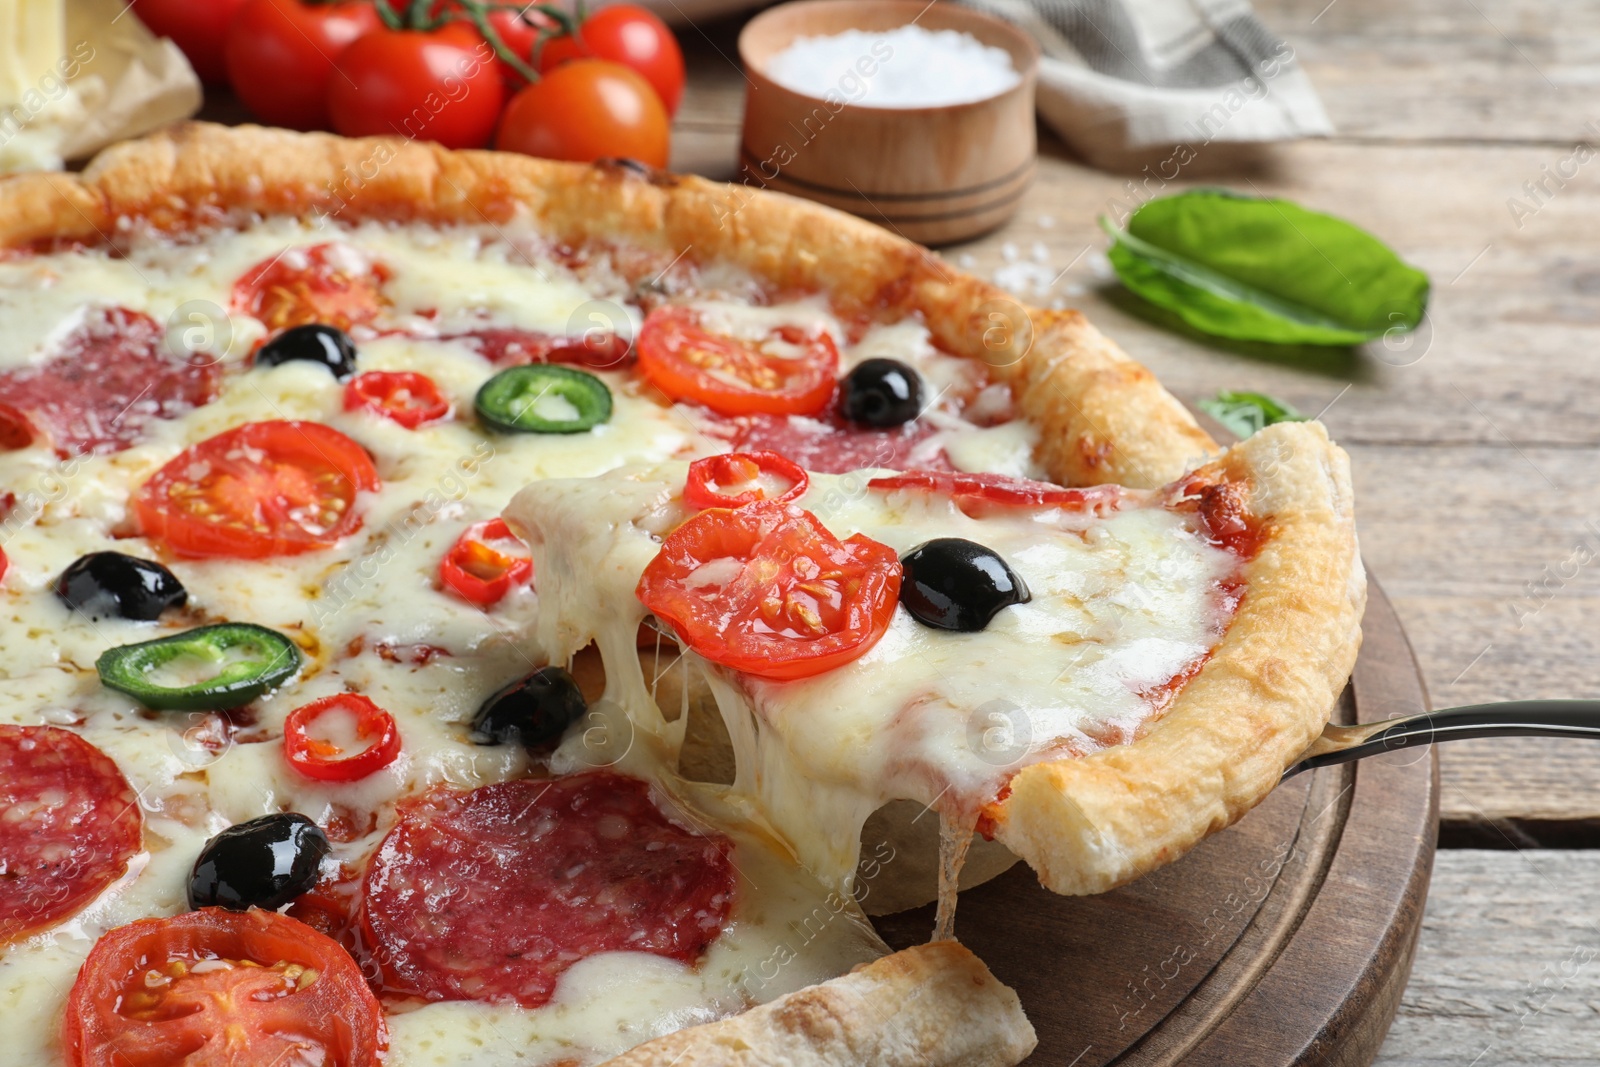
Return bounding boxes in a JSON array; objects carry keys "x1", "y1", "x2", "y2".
[{"x1": 958, "y1": 0, "x2": 1332, "y2": 165}]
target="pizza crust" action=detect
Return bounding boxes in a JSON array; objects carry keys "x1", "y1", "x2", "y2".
[
  {"x1": 595, "y1": 941, "x2": 1036, "y2": 1067},
  {"x1": 0, "y1": 122, "x2": 1214, "y2": 490},
  {"x1": 984, "y1": 420, "x2": 1367, "y2": 895}
]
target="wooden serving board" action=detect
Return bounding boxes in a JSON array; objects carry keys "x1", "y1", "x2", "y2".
[{"x1": 877, "y1": 579, "x2": 1439, "y2": 1066}]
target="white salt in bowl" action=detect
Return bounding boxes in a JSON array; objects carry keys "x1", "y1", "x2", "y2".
[{"x1": 738, "y1": 0, "x2": 1039, "y2": 245}]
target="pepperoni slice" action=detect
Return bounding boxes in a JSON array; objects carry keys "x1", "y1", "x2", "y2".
[
  {"x1": 0, "y1": 308, "x2": 220, "y2": 457},
  {"x1": 0, "y1": 725, "x2": 143, "y2": 943},
  {"x1": 868, "y1": 470, "x2": 1123, "y2": 515},
  {"x1": 727, "y1": 412, "x2": 949, "y2": 474},
  {"x1": 360, "y1": 773, "x2": 736, "y2": 1007},
  {"x1": 445, "y1": 327, "x2": 632, "y2": 370}
]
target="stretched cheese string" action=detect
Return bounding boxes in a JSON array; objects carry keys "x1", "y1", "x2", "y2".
[{"x1": 934, "y1": 813, "x2": 975, "y2": 942}]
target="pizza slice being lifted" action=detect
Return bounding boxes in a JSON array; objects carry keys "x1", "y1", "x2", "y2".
[{"x1": 507, "y1": 419, "x2": 1364, "y2": 925}]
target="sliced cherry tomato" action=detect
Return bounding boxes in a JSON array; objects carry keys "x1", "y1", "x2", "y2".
[
  {"x1": 685, "y1": 451, "x2": 808, "y2": 510},
  {"x1": 62, "y1": 907, "x2": 386, "y2": 1067},
  {"x1": 284, "y1": 694, "x2": 402, "y2": 783},
  {"x1": 330, "y1": 24, "x2": 506, "y2": 149},
  {"x1": 636, "y1": 502, "x2": 900, "y2": 681},
  {"x1": 539, "y1": 5, "x2": 685, "y2": 116},
  {"x1": 132, "y1": 0, "x2": 250, "y2": 85},
  {"x1": 440, "y1": 518, "x2": 533, "y2": 606},
  {"x1": 637, "y1": 305, "x2": 839, "y2": 417},
  {"x1": 233, "y1": 244, "x2": 389, "y2": 335},
  {"x1": 868, "y1": 470, "x2": 1123, "y2": 516},
  {"x1": 225, "y1": 0, "x2": 383, "y2": 130},
  {"x1": 495, "y1": 59, "x2": 670, "y2": 168},
  {"x1": 344, "y1": 370, "x2": 451, "y2": 428},
  {"x1": 135, "y1": 420, "x2": 380, "y2": 559}
]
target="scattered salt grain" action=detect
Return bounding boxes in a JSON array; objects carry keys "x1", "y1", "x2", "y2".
[
  {"x1": 764, "y1": 26, "x2": 1021, "y2": 109},
  {"x1": 1000, "y1": 241, "x2": 1019, "y2": 262},
  {"x1": 1030, "y1": 241, "x2": 1050, "y2": 263},
  {"x1": 992, "y1": 261, "x2": 1056, "y2": 299},
  {"x1": 957, "y1": 253, "x2": 978, "y2": 269}
]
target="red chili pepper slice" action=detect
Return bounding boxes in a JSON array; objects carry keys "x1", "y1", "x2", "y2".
[
  {"x1": 684, "y1": 451, "x2": 809, "y2": 511},
  {"x1": 283, "y1": 693, "x2": 402, "y2": 783},
  {"x1": 439, "y1": 518, "x2": 533, "y2": 607},
  {"x1": 343, "y1": 370, "x2": 451, "y2": 429}
]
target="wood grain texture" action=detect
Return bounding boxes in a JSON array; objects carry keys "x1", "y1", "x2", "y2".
[
  {"x1": 1254, "y1": 0, "x2": 1600, "y2": 145},
  {"x1": 1373, "y1": 850, "x2": 1600, "y2": 1066}
]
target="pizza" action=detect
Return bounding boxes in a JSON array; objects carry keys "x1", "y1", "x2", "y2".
[{"x1": 0, "y1": 123, "x2": 1363, "y2": 1067}]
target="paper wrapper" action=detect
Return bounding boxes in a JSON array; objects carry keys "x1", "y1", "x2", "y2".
[{"x1": 0, "y1": 0, "x2": 201, "y2": 174}]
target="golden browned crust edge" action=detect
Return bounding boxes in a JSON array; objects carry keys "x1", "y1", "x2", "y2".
[
  {"x1": 596, "y1": 941, "x2": 1036, "y2": 1067},
  {"x1": 985, "y1": 420, "x2": 1366, "y2": 895},
  {"x1": 0, "y1": 122, "x2": 1214, "y2": 489}
]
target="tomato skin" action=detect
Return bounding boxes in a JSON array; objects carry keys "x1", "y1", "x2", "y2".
[
  {"x1": 285, "y1": 694, "x2": 403, "y2": 782},
  {"x1": 540, "y1": 5, "x2": 685, "y2": 116},
  {"x1": 685, "y1": 451, "x2": 808, "y2": 510},
  {"x1": 225, "y1": 0, "x2": 382, "y2": 130},
  {"x1": 330, "y1": 24, "x2": 506, "y2": 149},
  {"x1": 135, "y1": 420, "x2": 380, "y2": 559},
  {"x1": 637, "y1": 305, "x2": 839, "y2": 417},
  {"x1": 495, "y1": 60, "x2": 670, "y2": 168},
  {"x1": 132, "y1": 0, "x2": 251, "y2": 85},
  {"x1": 233, "y1": 243, "x2": 390, "y2": 336},
  {"x1": 440, "y1": 518, "x2": 533, "y2": 606},
  {"x1": 62, "y1": 907, "x2": 385, "y2": 1067},
  {"x1": 636, "y1": 502, "x2": 901, "y2": 681},
  {"x1": 344, "y1": 370, "x2": 451, "y2": 428}
]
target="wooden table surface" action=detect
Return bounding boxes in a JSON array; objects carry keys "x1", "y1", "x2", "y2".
[{"x1": 663, "y1": 0, "x2": 1600, "y2": 1060}]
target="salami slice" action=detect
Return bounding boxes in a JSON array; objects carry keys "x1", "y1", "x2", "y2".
[
  {"x1": 446, "y1": 327, "x2": 633, "y2": 370},
  {"x1": 0, "y1": 307, "x2": 220, "y2": 456},
  {"x1": 727, "y1": 412, "x2": 951, "y2": 475},
  {"x1": 360, "y1": 772, "x2": 736, "y2": 1008},
  {"x1": 0, "y1": 725, "x2": 143, "y2": 943}
]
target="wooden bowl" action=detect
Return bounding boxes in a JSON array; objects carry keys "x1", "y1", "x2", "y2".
[{"x1": 738, "y1": 0, "x2": 1039, "y2": 246}]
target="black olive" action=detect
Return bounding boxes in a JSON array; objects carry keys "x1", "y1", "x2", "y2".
[
  {"x1": 187, "y1": 812, "x2": 330, "y2": 912},
  {"x1": 56, "y1": 552, "x2": 187, "y2": 621},
  {"x1": 900, "y1": 538, "x2": 1031, "y2": 632},
  {"x1": 472, "y1": 666, "x2": 587, "y2": 749},
  {"x1": 839, "y1": 358, "x2": 923, "y2": 428},
  {"x1": 255, "y1": 323, "x2": 359, "y2": 380}
]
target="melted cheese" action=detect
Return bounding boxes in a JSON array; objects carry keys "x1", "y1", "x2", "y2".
[
  {"x1": 0, "y1": 213, "x2": 1065, "y2": 1065},
  {"x1": 508, "y1": 465, "x2": 1237, "y2": 892}
]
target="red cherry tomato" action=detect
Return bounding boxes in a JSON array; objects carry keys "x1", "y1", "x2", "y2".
[
  {"x1": 495, "y1": 59, "x2": 669, "y2": 168},
  {"x1": 344, "y1": 370, "x2": 451, "y2": 428},
  {"x1": 135, "y1": 420, "x2": 380, "y2": 559},
  {"x1": 540, "y1": 5, "x2": 685, "y2": 116},
  {"x1": 233, "y1": 244, "x2": 390, "y2": 336},
  {"x1": 636, "y1": 502, "x2": 901, "y2": 681},
  {"x1": 637, "y1": 305, "x2": 839, "y2": 417},
  {"x1": 132, "y1": 0, "x2": 251, "y2": 85},
  {"x1": 685, "y1": 451, "x2": 808, "y2": 510},
  {"x1": 62, "y1": 907, "x2": 386, "y2": 1067},
  {"x1": 330, "y1": 24, "x2": 506, "y2": 149},
  {"x1": 225, "y1": 0, "x2": 382, "y2": 130},
  {"x1": 439, "y1": 518, "x2": 533, "y2": 607},
  {"x1": 284, "y1": 694, "x2": 403, "y2": 783}
]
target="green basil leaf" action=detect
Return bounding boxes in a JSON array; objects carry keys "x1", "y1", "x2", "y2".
[
  {"x1": 1198, "y1": 390, "x2": 1306, "y2": 440},
  {"x1": 1101, "y1": 190, "x2": 1429, "y2": 346}
]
